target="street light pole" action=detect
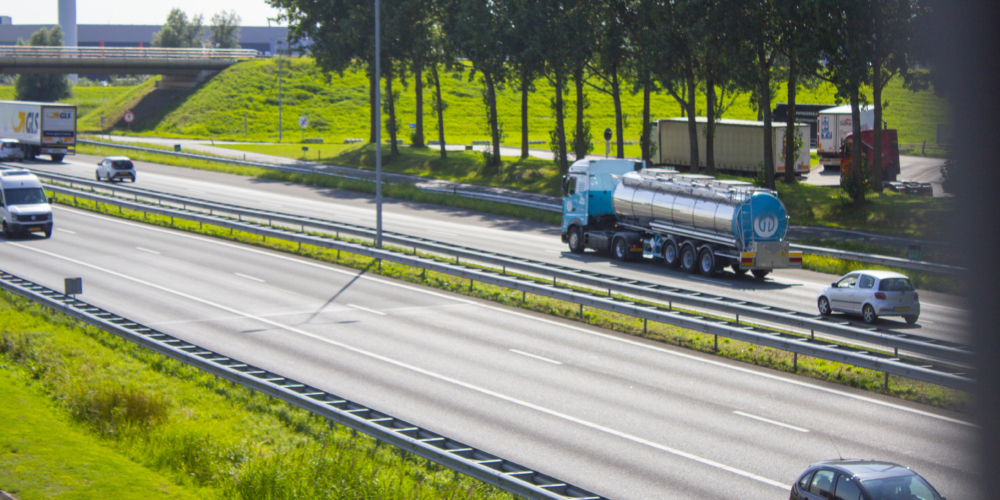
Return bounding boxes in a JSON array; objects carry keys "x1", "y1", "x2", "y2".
[
  {"x1": 375, "y1": 0, "x2": 382, "y2": 248},
  {"x1": 277, "y1": 41, "x2": 283, "y2": 143}
]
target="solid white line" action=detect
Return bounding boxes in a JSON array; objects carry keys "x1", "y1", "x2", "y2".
[
  {"x1": 347, "y1": 304, "x2": 385, "y2": 315},
  {"x1": 687, "y1": 276, "x2": 733, "y2": 287},
  {"x1": 12, "y1": 241, "x2": 790, "y2": 490},
  {"x1": 136, "y1": 247, "x2": 160, "y2": 255},
  {"x1": 428, "y1": 230, "x2": 458, "y2": 237},
  {"x1": 510, "y1": 349, "x2": 562, "y2": 365},
  {"x1": 734, "y1": 411, "x2": 810, "y2": 433},
  {"x1": 52, "y1": 207, "x2": 977, "y2": 428},
  {"x1": 56, "y1": 228, "x2": 76, "y2": 234},
  {"x1": 234, "y1": 273, "x2": 265, "y2": 283},
  {"x1": 921, "y1": 302, "x2": 965, "y2": 313},
  {"x1": 260, "y1": 202, "x2": 283, "y2": 207}
]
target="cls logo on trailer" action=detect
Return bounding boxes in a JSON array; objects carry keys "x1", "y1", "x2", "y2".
[
  {"x1": 12, "y1": 111, "x2": 40, "y2": 134},
  {"x1": 47, "y1": 111, "x2": 73, "y2": 119},
  {"x1": 753, "y1": 211, "x2": 779, "y2": 239}
]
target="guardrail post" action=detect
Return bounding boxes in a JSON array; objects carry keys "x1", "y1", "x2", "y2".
[
  {"x1": 884, "y1": 372, "x2": 890, "y2": 390},
  {"x1": 643, "y1": 318, "x2": 647, "y2": 334},
  {"x1": 793, "y1": 352, "x2": 798, "y2": 372}
]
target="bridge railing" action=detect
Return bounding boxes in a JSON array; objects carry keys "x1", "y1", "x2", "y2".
[{"x1": 0, "y1": 46, "x2": 258, "y2": 60}]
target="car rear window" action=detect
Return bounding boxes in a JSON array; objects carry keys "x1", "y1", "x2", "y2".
[
  {"x1": 879, "y1": 278, "x2": 915, "y2": 292},
  {"x1": 112, "y1": 160, "x2": 134, "y2": 169}
]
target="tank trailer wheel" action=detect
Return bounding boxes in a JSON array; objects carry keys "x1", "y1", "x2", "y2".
[
  {"x1": 681, "y1": 245, "x2": 697, "y2": 274},
  {"x1": 613, "y1": 237, "x2": 630, "y2": 262},
  {"x1": 662, "y1": 240, "x2": 680, "y2": 268},
  {"x1": 751, "y1": 269, "x2": 770, "y2": 280},
  {"x1": 730, "y1": 263, "x2": 748, "y2": 277},
  {"x1": 697, "y1": 248, "x2": 716, "y2": 276},
  {"x1": 567, "y1": 226, "x2": 584, "y2": 254}
]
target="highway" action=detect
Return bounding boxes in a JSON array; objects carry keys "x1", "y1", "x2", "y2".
[
  {"x1": 11, "y1": 155, "x2": 969, "y2": 347},
  {"x1": 0, "y1": 205, "x2": 977, "y2": 499}
]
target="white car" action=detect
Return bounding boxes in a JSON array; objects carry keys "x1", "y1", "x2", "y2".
[
  {"x1": 0, "y1": 139, "x2": 24, "y2": 161},
  {"x1": 96, "y1": 156, "x2": 136, "y2": 182},
  {"x1": 818, "y1": 270, "x2": 920, "y2": 324}
]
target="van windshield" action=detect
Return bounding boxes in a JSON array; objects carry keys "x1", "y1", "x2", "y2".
[{"x1": 3, "y1": 187, "x2": 47, "y2": 206}]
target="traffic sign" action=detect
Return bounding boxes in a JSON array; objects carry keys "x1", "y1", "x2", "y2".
[
  {"x1": 298, "y1": 115, "x2": 309, "y2": 129},
  {"x1": 603, "y1": 128, "x2": 612, "y2": 141},
  {"x1": 123, "y1": 111, "x2": 135, "y2": 123}
]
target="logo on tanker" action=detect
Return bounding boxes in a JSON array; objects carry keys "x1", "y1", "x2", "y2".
[
  {"x1": 753, "y1": 211, "x2": 779, "y2": 239},
  {"x1": 12, "y1": 111, "x2": 40, "y2": 134}
]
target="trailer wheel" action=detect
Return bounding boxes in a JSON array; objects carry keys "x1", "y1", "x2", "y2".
[
  {"x1": 751, "y1": 269, "x2": 771, "y2": 280},
  {"x1": 697, "y1": 248, "x2": 716, "y2": 276},
  {"x1": 662, "y1": 240, "x2": 680, "y2": 268},
  {"x1": 681, "y1": 245, "x2": 697, "y2": 274},
  {"x1": 567, "y1": 226, "x2": 584, "y2": 254},
  {"x1": 730, "y1": 263, "x2": 748, "y2": 277},
  {"x1": 50, "y1": 154, "x2": 64, "y2": 163},
  {"x1": 613, "y1": 237, "x2": 630, "y2": 262}
]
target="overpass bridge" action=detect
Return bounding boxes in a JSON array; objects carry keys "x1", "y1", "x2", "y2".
[{"x1": 0, "y1": 46, "x2": 257, "y2": 75}]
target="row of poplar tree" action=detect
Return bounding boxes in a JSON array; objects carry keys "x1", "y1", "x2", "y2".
[{"x1": 271, "y1": 0, "x2": 940, "y2": 203}]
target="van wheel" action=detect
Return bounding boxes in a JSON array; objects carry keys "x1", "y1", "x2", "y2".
[
  {"x1": 681, "y1": 245, "x2": 697, "y2": 274},
  {"x1": 663, "y1": 240, "x2": 680, "y2": 268},
  {"x1": 567, "y1": 226, "x2": 583, "y2": 254},
  {"x1": 44, "y1": 228, "x2": 52, "y2": 238},
  {"x1": 698, "y1": 248, "x2": 716, "y2": 276},
  {"x1": 2, "y1": 222, "x2": 11, "y2": 239}
]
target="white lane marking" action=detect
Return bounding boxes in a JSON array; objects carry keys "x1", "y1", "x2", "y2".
[
  {"x1": 918, "y1": 319, "x2": 935, "y2": 324},
  {"x1": 686, "y1": 276, "x2": 733, "y2": 287},
  {"x1": 56, "y1": 228, "x2": 76, "y2": 234},
  {"x1": 260, "y1": 202, "x2": 283, "y2": 207},
  {"x1": 235, "y1": 273, "x2": 265, "y2": 283},
  {"x1": 921, "y1": 302, "x2": 966, "y2": 313},
  {"x1": 429, "y1": 230, "x2": 458, "y2": 237},
  {"x1": 547, "y1": 250, "x2": 565, "y2": 254},
  {"x1": 734, "y1": 411, "x2": 809, "y2": 433},
  {"x1": 12, "y1": 241, "x2": 790, "y2": 490},
  {"x1": 136, "y1": 247, "x2": 161, "y2": 255},
  {"x1": 53, "y1": 207, "x2": 977, "y2": 427},
  {"x1": 347, "y1": 304, "x2": 385, "y2": 315},
  {"x1": 510, "y1": 349, "x2": 562, "y2": 365}
]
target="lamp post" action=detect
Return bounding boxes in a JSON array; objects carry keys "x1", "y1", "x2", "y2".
[
  {"x1": 277, "y1": 40, "x2": 284, "y2": 143},
  {"x1": 375, "y1": 0, "x2": 382, "y2": 248}
]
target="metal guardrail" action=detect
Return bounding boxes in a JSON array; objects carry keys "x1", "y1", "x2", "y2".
[
  {"x1": 32, "y1": 171, "x2": 973, "y2": 365},
  {"x1": 0, "y1": 46, "x2": 258, "y2": 60},
  {"x1": 37, "y1": 181, "x2": 974, "y2": 391},
  {"x1": 0, "y1": 270, "x2": 607, "y2": 500},
  {"x1": 76, "y1": 138, "x2": 961, "y2": 275}
]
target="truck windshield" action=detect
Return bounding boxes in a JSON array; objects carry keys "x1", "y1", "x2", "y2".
[{"x1": 3, "y1": 187, "x2": 47, "y2": 206}]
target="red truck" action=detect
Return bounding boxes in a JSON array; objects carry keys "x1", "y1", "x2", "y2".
[{"x1": 840, "y1": 129, "x2": 900, "y2": 181}]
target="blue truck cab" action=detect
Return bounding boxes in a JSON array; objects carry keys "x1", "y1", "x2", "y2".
[{"x1": 561, "y1": 159, "x2": 645, "y2": 241}]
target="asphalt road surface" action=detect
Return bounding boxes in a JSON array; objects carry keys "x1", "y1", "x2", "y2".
[
  {"x1": 0, "y1": 206, "x2": 977, "y2": 500},
  {"x1": 10, "y1": 155, "x2": 969, "y2": 349}
]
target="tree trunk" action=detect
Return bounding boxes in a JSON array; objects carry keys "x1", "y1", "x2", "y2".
[
  {"x1": 521, "y1": 72, "x2": 530, "y2": 159},
  {"x1": 685, "y1": 54, "x2": 699, "y2": 172},
  {"x1": 612, "y1": 67, "x2": 624, "y2": 158},
  {"x1": 385, "y1": 62, "x2": 399, "y2": 156},
  {"x1": 484, "y1": 71, "x2": 501, "y2": 169},
  {"x1": 705, "y1": 76, "x2": 716, "y2": 175},
  {"x1": 432, "y1": 63, "x2": 446, "y2": 159},
  {"x1": 413, "y1": 61, "x2": 425, "y2": 148},
  {"x1": 849, "y1": 7, "x2": 865, "y2": 205},
  {"x1": 574, "y1": 65, "x2": 586, "y2": 160},
  {"x1": 554, "y1": 73, "x2": 568, "y2": 173},
  {"x1": 369, "y1": 65, "x2": 377, "y2": 144},
  {"x1": 872, "y1": 48, "x2": 885, "y2": 190},
  {"x1": 641, "y1": 79, "x2": 651, "y2": 162},
  {"x1": 784, "y1": 53, "x2": 798, "y2": 183},
  {"x1": 759, "y1": 42, "x2": 775, "y2": 190}
]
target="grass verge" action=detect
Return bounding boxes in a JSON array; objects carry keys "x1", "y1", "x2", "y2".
[
  {"x1": 49, "y1": 191, "x2": 971, "y2": 414},
  {"x1": 0, "y1": 290, "x2": 513, "y2": 500}
]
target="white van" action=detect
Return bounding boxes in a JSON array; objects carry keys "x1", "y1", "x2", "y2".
[{"x1": 1, "y1": 169, "x2": 53, "y2": 238}]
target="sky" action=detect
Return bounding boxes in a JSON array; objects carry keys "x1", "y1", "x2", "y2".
[{"x1": 2, "y1": 0, "x2": 284, "y2": 26}]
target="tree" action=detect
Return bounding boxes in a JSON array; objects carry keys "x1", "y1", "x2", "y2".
[
  {"x1": 536, "y1": 0, "x2": 585, "y2": 173},
  {"x1": 624, "y1": 0, "x2": 661, "y2": 163},
  {"x1": 152, "y1": 8, "x2": 205, "y2": 48},
  {"x1": 14, "y1": 27, "x2": 72, "y2": 103},
  {"x1": 508, "y1": 0, "x2": 546, "y2": 160},
  {"x1": 209, "y1": 10, "x2": 241, "y2": 49},
  {"x1": 587, "y1": 0, "x2": 632, "y2": 159}
]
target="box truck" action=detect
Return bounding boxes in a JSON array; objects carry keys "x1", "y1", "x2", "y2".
[
  {"x1": 653, "y1": 117, "x2": 810, "y2": 175},
  {"x1": 817, "y1": 104, "x2": 873, "y2": 169},
  {"x1": 0, "y1": 100, "x2": 77, "y2": 162}
]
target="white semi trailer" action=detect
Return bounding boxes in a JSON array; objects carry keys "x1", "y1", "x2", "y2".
[
  {"x1": 653, "y1": 117, "x2": 810, "y2": 175},
  {"x1": 0, "y1": 100, "x2": 77, "y2": 162},
  {"x1": 816, "y1": 104, "x2": 874, "y2": 169}
]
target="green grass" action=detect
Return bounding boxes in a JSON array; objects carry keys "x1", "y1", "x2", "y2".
[
  {"x1": 0, "y1": 85, "x2": 136, "y2": 119},
  {"x1": 48, "y1": 190, "x2": 971, "y2": 413},
  {"x1": 67, "y1": 58, "x2": 947, "y2": 154},
  {"x1": 0, "y1": 289, "x2": 513, "y2": 499}
]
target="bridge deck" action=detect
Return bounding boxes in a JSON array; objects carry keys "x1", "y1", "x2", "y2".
[{"x1": 0, "y1": 46, "x2": 257, "y2": 75}]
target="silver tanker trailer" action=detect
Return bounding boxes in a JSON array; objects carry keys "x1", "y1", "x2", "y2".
[{"x1": 561, "y1": 159, "x2": 802, "y2": 278}]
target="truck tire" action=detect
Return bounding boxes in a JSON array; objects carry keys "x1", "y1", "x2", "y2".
[
  {"x1": 697, "y1": 248, "x2": 716, "y2": 276},
  {"x1": 50, "y1": 154, "x2": 64, "y2": 163},
  {"x1": 567, "y1": 226, "x2": 584, "y2": 254},
  {"x1": 662, "y1": 240, "x2": 680, "y2": 268},
  {"x1": 751, "y1": 269, "x2": 771, "y2": 280},
  {"x1": 613, "y1": 237, "x2": 630, "y2": 262},
  {"x1": 730, "y1": 263, "x2": 748, "y2": 277},
  {"x1": 681, "y1": 245, "x2": 697, "y2": 274}
]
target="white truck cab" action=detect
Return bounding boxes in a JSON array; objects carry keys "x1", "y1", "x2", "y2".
[{"x1": 1, "y1": 169, "x2": 53, "y2": 238}]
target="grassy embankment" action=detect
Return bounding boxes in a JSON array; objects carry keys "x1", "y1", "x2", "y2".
[
  {"x1": 0, "y1": 290, "x2": 512, "y2": 500},
  {"x1": 0, "y1": 85, "x2": 136, "y2": 118},
  {"x1": 44, "y1": 190, "x2": 970, "y2": 414}
]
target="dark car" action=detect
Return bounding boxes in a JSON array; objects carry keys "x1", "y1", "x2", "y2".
[{"x1": 790, "y1": 460, "x2": 944, "y2": 500}]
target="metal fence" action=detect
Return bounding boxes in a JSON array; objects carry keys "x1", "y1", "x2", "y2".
[{"x1": 0, "y1": 46, "x2": 258, "y2": 60}]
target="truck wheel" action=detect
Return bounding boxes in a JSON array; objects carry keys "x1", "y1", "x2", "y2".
[
  {"x1": 613, "y1": 237, "x2": 631, "y2": 262},
  {"x1": 730, "y1": 263, "x2": 748, "y2": 277},
  {"x1": 662, "y1": 240, "x2": 680, "y2": 268},
  {"x1": 751, "y1": 269, "x2": 770, "y2": 280},
  {"x1": 51, "y1": 154, "x2": 64, "y2": 163},
  {"x1": 567, "y1": 226, "x2": 584, "y2": 254},
  {"x1": 697, "y1": 248, "x2": 716, "y2": 276},
  {"x1": 681, "y1": 245, "x2": 697, "y2": 274}
]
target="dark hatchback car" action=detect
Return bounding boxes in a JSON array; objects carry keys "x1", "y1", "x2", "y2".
[{"x1": 790, "y1": 460, "x2": 945, "y2": 500}]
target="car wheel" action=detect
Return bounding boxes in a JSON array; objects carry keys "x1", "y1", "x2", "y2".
[
  {"x1": 2, "y1": 221, "x2": 11, "y2": 239},
  {"x1": 862, "y1": 304, "x2": 878, "y2": 324},
  {"x1": 681, "y1": 245, "x2": 697, "y2": 274},
  {"x1": 904, "y1": 315, "x2": 919, "y2": 325},
  {"x1": 818, "y1": 296, "x2": 832, "y2": 316},
  {"x1": 663, "y1": 240, "x2": 680, "y2": 268},
  {"x1": 613, "y1": 237, "x2": 631, "y2": 262},
  {"x1": 751, "y1": 269, "x2": 770, "y2": 280},
  {"x1": 96, "y1": 170, "x2": 101, "y2": 181},
  {"x1": 698, "y1": 248, "x2": 715, "y2": 276},
  {"x1": 567, "y1": 226, "x2": 583, "y2": 254},
  {"x1": 130, "y1": 175, "x2": 136, "y2": 183}
]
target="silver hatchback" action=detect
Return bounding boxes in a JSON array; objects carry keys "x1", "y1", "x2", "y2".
[{"x1": 818, "y1": 270, "x2": 920, "y2": 324}]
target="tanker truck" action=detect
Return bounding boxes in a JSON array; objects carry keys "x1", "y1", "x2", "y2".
[{"x1": 561, "y1": 159, "x2": 802, "y2": 278}]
